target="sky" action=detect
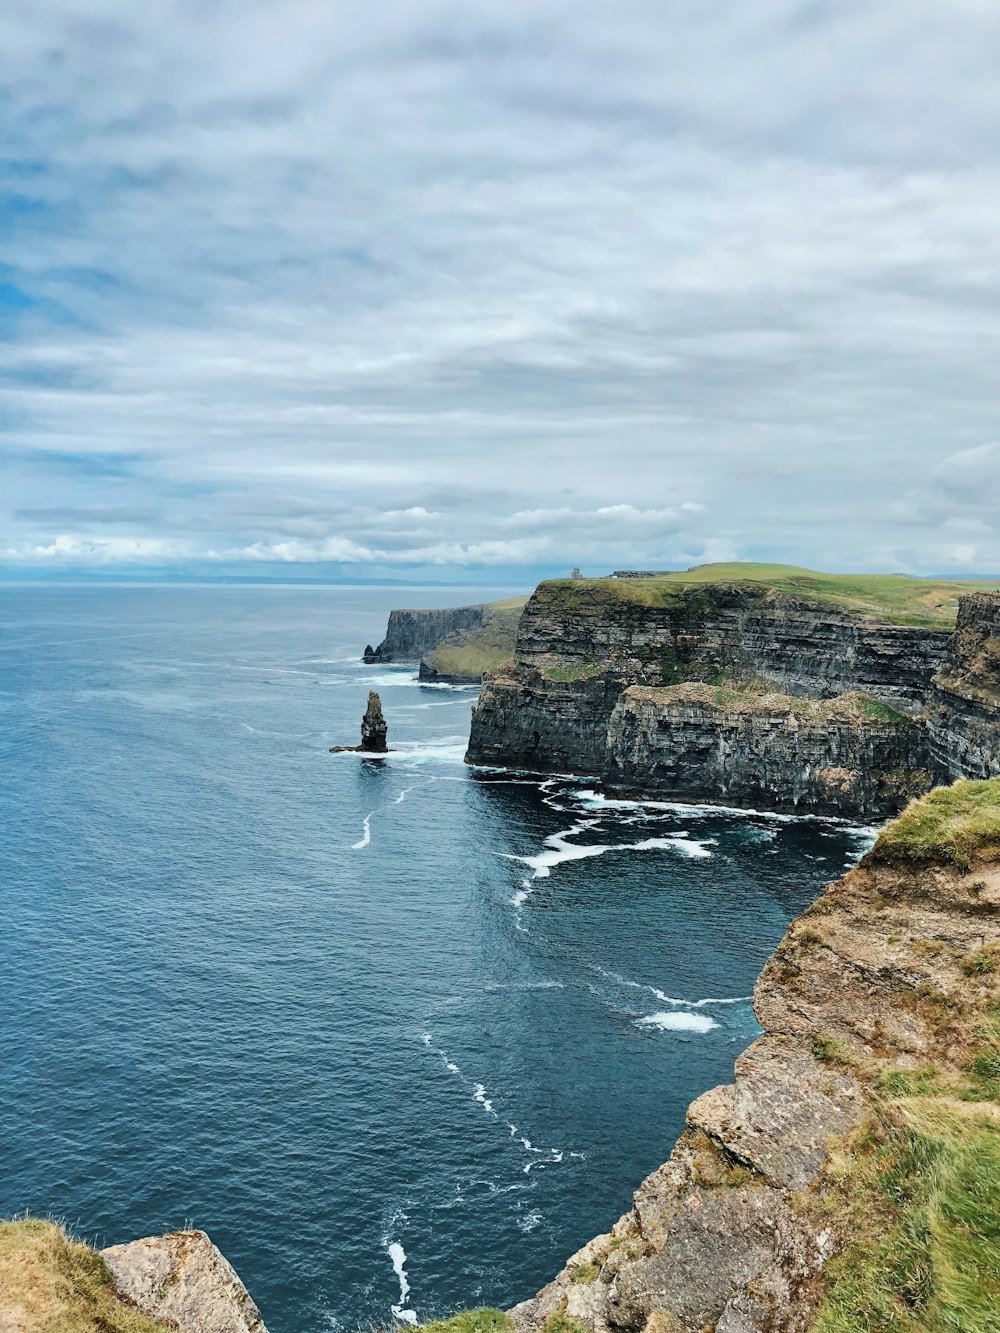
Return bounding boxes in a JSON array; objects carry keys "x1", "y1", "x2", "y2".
[{"x1": 3, "y1": 0, "x2": 1000, "y2": 585}]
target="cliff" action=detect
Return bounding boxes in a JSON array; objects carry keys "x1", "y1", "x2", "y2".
[
  {"x1": 364, "y1": 597, "x2": 527, "y2": 683},
  {"x1": 503, "y1": 777, "x2": 1000, "y2": 1333},
  {"x1": 0, "y1": 1219, "x2": 268, "y2": 1333},
  {"x1": 467, "y1": 572, "x2": 1000, "y2": 814},
  {"x1": 365, "y1": 605, "x2": 489, "y2": 664},
  {"x1": 928, "y1": 593, "x2": 1000, "y2": 782},
  {"x1": 604, "y1": 684, "x2": 928, "y2": 817}
]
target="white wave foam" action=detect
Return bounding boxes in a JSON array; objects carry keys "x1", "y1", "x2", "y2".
[
  {"x1": 628, "y1": 835, "x2": 714, "y2": 858},
  {"x1": 473, "y1": 1083, "x2": 495, "y2": 1115},
  {"x1": 517, "y1": 1209, "x2": 543, "y2": 1233},
  {"x1": 572, "y1": 787, "x2": 878, "y2": 830},
  {"x1": 445, "y1": 1060, "x2": 460, "y2": 1073},
  {"x1": 390, "y1": 738, "x2": 469, "y2": 766},
  {"x1": 636, "y1": 1011, "x2": 718, "y2": 1033},
  {"x1": 593, "y1": 964, "x2": 749, "y2": 1010},
  {"x1": 352, "y1": 814, "x2": 372, "y2": 849},
  {"x1": 393, "y1": 786, "x2": 417, "y2": 806},
  {"x1": 387, "y1": 1241, "x2": 416, "y2": 1324},
  {"x1": 507, "y1": 818, "x2": 607, "y2": 879}
]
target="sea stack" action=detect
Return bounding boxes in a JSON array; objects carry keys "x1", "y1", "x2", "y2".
[
  {"x1": 360, "y1": 690, "x2": 388, "y2": 752},
  {"x1": 330, "y1": 691, "x2": 390, "y2": 754}
]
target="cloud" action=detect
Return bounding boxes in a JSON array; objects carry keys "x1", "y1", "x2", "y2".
[{"x1": 3, "y1": 2, "x2": 1000, "y2": 576}]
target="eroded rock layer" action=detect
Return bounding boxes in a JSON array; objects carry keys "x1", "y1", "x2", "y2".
[{"x1": 604, "y1": 684, "x2": 930, "y2": 818}]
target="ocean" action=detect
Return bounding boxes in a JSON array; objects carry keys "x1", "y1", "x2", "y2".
[{"x1": 0, "y1": 585, "x2": 874, "y2": 1332}]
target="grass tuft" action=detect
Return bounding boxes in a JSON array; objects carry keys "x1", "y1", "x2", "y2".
[
  {"x1": 420, "y1": 1310, "x2": 511, "y2": 1333},
  {"x1": 867, "y1": 777, "x2": 1000, "y2": 871},
  {"x1": 0, "y1": 1218, "x2": 174, "y2": 1333}
]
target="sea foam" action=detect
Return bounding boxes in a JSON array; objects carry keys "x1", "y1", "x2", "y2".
[{"x1": 636, "y1": 1011, "x2": 718, "y2": 1034}]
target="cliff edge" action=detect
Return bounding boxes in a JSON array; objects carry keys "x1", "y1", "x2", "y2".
[
  {"x1": 503, "y1": 777, "x2": 1000, "y2": 1333},
  {"x1": 0, "y1": 1219, "x2": 268, "y2": 1333},
  {"x1": 363, "y1": 598, "x2": 527, "y2": 683}
]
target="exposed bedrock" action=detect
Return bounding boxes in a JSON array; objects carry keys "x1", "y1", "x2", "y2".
[
  {"x1": 928, "y1": 592, "x2": 1000, "y2": 782},
  {"x1": 507, "y1": 789, "x2": 1000, "y2": 1333},
  {"x1": 363, "y1": 605, "x2": 486, "y2": 663},
  {"x1": 603, "y1": 684, "x2": 930, "y2": 818},
  {"x1": 102, "y1": 1228, "x2": 269, "y2": 1332}
]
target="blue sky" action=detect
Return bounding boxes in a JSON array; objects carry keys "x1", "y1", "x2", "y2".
[{"x1": 3, "y1": 1, "x2": 1000, "y2": 583}]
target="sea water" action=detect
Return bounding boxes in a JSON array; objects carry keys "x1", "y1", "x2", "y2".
[{"x1": 0, "y1": 585, "x2": 875, "y2": 1332}]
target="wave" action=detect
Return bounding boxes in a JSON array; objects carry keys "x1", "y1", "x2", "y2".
[
  {"x1": 507, "y1": 820, "x2": 716, "y2": 884},
  {"x1": 571, "y1": 786, "x2": 882, "y2": 832},
  {"x1": 592, "y1": 964, "x2": 750, "y2": 1011},
  {"x1": 352, "y1": 814, "x2": 372, "y2": 849},
  {"x1": 636, "y1": 1010, "x2": 718, "y2": 1033},
  {"x1": 390, "y1": 738, "x2": 469, "y2": 766}
]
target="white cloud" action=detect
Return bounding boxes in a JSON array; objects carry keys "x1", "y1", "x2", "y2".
[{"x1": 3, "y1": 2, "x2": 1000, "y2": 574}]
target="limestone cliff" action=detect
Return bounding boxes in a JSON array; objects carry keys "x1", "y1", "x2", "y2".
[
  {"x1": 928, "y1": 592, "x2": 1000, "y2": 782},
  {"x1": 364, "y1": 606, "x2": 489, "y2": 664},
  {"x1": 364, "y1": 599, "x2": 527, "y2": 683},
  {"x1": 506, "y1": 779, "x2": 1000, "y2": 1333},
  {"x1": 467, "y1": 578, "x2": 1000, "y2": 814},
  {"x1": 604, "y1": 684, "x2": 929, "y2": 818}
]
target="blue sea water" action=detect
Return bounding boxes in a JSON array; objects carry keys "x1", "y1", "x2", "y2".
[{"x1": 0, "y1": 585, "x2": 875, "y2": 1333}]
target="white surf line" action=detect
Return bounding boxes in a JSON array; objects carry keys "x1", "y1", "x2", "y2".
[
  {"x1": 592, "y1": 964, "x2": 750, "y2": 1010},
  {"x1": 424, "y1": 1033, "x2": 575, "y2": 1167},
  {"x1": 570, "y1": 786, "x2": 883, "y2": 834},
  {"x1": 505, "y1": 819, "x2": 716, "y2": 885},
  {"x1": 352, "y1": 814, "x2": 372, "y2": 849},
  {"x1": 386, "y1": 1241, "x2": 417, "y2": 1325}
]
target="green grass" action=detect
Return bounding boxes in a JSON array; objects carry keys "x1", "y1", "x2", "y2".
[
  {"x1": 0, "y1": 1218, "x2": 174, "y2": 1333},
  {"x1": 420, "y1": 1310, "x2": 511, "y2": 1333},
  {"x1": 868, "y1": 778, "x2": 1000, "y2": 871},
  {"x1": 814, "y1": 1003, "x2": 1000, "y2": 1330},
  {"x1": 541, "y1": 1314, "x2": 590, "y2": 1333},
  {"x1": 543, "y1": 661, "x2": 603, "y2": 683},
  {"x1": 813, "y1": 1101, "x2": 1000, "y2": 1332},
  {"x1": 426, "y1": 602, "x2": 526, "y2": 679},
  {"x1": 534, "y1": 563, "x2": 1000, "y2": 627}
]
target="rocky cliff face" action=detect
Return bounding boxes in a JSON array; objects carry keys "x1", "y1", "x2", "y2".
[
  {"x1": 604, "y1": 684, "x2": 929, "y2": 818},
  {"x1": 101, "y1": 1229, "x2": 269, "y2": 1333},
  {"x1": 928, "y1": 592, "x2": 1000, "y2": 782},
  {"x1": 507, "y1": 781, "x2": 1000, "y2": 1333},
  {"x1": 467, "y1": 581, "x2": 951, "y2": 811},
  {"x1": 364, "y1": 606, "x2": 487, "y2": 664}
]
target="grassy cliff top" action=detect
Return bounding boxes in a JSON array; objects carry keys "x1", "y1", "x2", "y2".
[
  {"x1": 868, "y1": 776, "x2": 1000, "y2": 870},
  {"x1": 0, "y1": 1218, "x2": 172, "y2": 1333},
  {"x1": 537, "y1": 564, "x2": 1000, "y2": 627}
]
